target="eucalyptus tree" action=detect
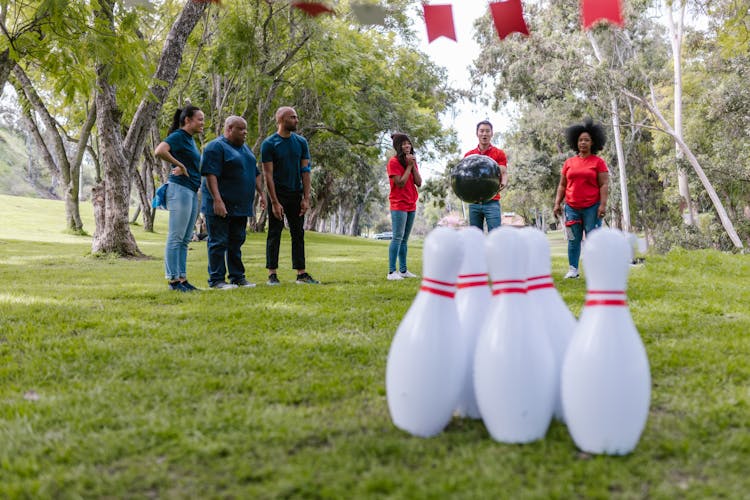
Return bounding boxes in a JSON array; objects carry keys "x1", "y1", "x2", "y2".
[
  {"x1": 91, "y1": 0, "x2": 209, "y2": 256},
  {"x1": 471, "y1": 0, "x2": 744, "y2": 248},
  {"x1": 169, "y1": 0, "x2": 456, "y2": 235},
  {"x1": 0, "y1": 0, "x2": 74, "y2": 91},
  {"x1": 10, "y1": 64, "x2": 95, "y2": 232}
]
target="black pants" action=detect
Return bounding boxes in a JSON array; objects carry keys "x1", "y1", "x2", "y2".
[{"x1": 266, "y1": 190, "x2": 305, "y2": 270}]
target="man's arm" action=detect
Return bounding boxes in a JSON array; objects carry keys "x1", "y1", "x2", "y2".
[
  {"x1": 300, "y1": 170, "x2": 311, "y2": 215},
  {"x1": 255, "y1": 172, "x2": 266, "y2": 211},
  {"x1": 263, "y1": 161, "x2": 283, "y2": 220},
  {"x1": 205, "y1": 174, "x2": 227, "y2": 217}
]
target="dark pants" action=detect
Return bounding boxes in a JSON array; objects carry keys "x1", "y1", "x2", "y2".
[
  {"x1": 206, "y1": 215, "x2": 247, "y2": 285},
  {"x1": 266, "y1": 190, "x2": 305, "y2": 270}
]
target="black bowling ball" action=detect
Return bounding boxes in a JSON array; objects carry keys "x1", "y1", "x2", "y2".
[{"x1": 450, "y1": 154, "x2": 501, "y2": 203}]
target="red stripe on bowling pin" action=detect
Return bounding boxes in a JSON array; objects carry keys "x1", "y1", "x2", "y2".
[
  {"x1": 457, "y1": 272, "x2": 489, "y2": 289},
  {"x1": 585, "y1": 290, "x2": 627, "y2": 307},
  {"x1": 526, "y1": 274, "x2": 554, "y2": 291},
  {"x1": 491, "y1": 279, "x2": 527, "y2": 296},
  {"x1": 420, "y1": 277, "x2": 456, "y2": 298}
]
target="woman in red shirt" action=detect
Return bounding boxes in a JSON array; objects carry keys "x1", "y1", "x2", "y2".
[
  {"x1": 553, "y1": 119, "x2": 609, "y2": 279},
  {"x1": 386, "y1": 133, "x2": 422, "y2": 280}
]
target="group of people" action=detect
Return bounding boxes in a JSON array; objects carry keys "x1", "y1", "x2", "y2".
[
  {"x1": 386, "y1": 118, "x2": 609, "y2": 280},
  {"x1": 154, "y1": 105, "x2": 319, "y2": 292}
]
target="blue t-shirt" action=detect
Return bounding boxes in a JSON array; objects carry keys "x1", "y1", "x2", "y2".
[
  {"x1": 200, "y1": 136, "x2": 260, "y2": 217},
  {"x1": 260, "y1": 133, "x2": 311, "y2": 192},
  {"x1": 165, "y1": 129, "x2": 202, "y2": 192}
]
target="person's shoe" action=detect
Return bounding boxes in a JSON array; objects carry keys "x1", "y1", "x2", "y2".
[
  {"x1": 564, "y1": 266, "x2": 580, "y2": 279},
  {"x1": 210, "y1": 281, "x2": 238, "y2": 290},
  {"x1": 231, "y1": 278, "x2": 256, "y2": 288},
  {"x1": 180, "y1": 281, "x2": 199, "y2": 291},
  {"x1": 266, "y1": 273, "x2": 280, "y2": 286},
  {"x1": 399, "y1": 270, "x2": 418, "y2": 278},
  {"x1": 295, "y1": 272, "x2": 320, "y2": 284},
  {"x1": 387, "y1": 271, "x2": 404, "y2": 281},
  {"x1": 168, "y1": 281, "x2": 187, "y2": 292}
]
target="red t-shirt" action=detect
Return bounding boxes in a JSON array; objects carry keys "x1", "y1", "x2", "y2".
[
  {"x1": 464, "y1": 145, "x2": 507, "y2": 201},
  {"x1": 562, "y1": 155, "x2": 609, "y2": 209},
  {"x1": 387, "y1": 156, "x2": 419, "y2": 211}
]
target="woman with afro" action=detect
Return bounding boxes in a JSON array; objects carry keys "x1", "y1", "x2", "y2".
[{"x1": 553, "y1": 119, "x2": 610, "y2": 279}]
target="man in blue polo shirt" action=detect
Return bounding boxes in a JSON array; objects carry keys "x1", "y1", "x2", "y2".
[
  {"x1": 261, "y1": 106, "x2": 319, "y2": 285},
  {"x1": 201, "y1": 116, "x2": 265, "y2": 289}
]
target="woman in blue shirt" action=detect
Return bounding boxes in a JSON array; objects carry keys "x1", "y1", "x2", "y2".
[{"x1": 154, "y1": 105, "x2": 205, "y2": 291}]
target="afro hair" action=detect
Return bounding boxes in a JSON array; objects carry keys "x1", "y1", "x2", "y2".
[{"x1": 565, "y1": 118, "x2": 607, "y2": 154}]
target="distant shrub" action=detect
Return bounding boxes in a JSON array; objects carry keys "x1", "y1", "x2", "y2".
[{"x1": 651, "y1": 213, "x2": 739, "y2": 253}]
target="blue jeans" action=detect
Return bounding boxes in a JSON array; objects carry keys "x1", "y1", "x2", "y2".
[
  {"x1": 469, "y1": 200, "x2": 501, "y2": 232},
  {"x1": 206, "y1": 215, "x2": 247, "y2": 285},
  {"x1": 564, "y1": 202, "x2": 602, "y2": 268},
  {"x1": 389, "y1": 210, "x2": 416, "y2": 273},
  {"x1": 164, "y1": 182, "x2": 199, "y2": 280}
]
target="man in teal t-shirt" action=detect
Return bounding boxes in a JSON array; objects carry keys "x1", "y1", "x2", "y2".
[
  {"x1": 260, "y1": 106, "x2": 319, "y2": 285},
  {"x1": 201, "y1": 116, "x2": 264, "y2": 289}
]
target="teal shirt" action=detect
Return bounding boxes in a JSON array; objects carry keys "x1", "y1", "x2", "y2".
[
  {"x1": 165, "y1": 129, "x2": 202, "y2": 192},
  {"x1": 200, "y1": 137, "x2": 260, "y2": 217},
  {"x1": 260, "y1": 133, "x2": 311, "y2": 192}
]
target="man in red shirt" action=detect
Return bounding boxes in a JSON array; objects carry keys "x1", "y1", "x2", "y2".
[{"x1": 463, "y1": 120, "x2": 508, "y2": 232}]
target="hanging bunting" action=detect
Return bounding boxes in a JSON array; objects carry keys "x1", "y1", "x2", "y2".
[
  {"x1": 351, "y1": 3, "x2": 388, "y2": 26},
  {"x1": 423, "y1": 3, "x2": 457, "y2": 43},
  {"x1": 581, "y1": 0, "x2": 623, "y2": 30},
  {"x1": 489, "y1": 0, "x2": 529, "y2": 40},
  {"x1": 291, "y1": 1, "x2": 334, "y2": 17}
]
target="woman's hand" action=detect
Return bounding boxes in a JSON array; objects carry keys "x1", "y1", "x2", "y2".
[
  {"x1": 597, "y1": 204, "x2": 607, "y2": 219},
  {"x1": 553, "y1": 203, "x2": 562, "y2": 218},
  {"x1": 171, "y1": 165, "x2": 187, "y2": 176}
]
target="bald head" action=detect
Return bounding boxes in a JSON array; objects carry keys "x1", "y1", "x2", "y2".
[
  {"x1": 275, "y1": 106, "x2": 299, "y2": 136},
  {"x1": 223, "y1": 115, "x2": 248, "y2": 146}
]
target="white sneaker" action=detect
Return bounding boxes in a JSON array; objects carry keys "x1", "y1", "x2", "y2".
[
  {"x1": 399, "y1": 270, "x2": 418, "y2": 278},
  {"x1": 387, "y1": 271, "x2": 404, "y2": 281},
  {"x1": 564, "y1": 266, "x2": 579, "y2": 279},
  {"x1": 210, "y1": 281, "x2": 239, "y2": 290}
]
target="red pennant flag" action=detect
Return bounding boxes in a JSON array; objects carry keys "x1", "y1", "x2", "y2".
[
  {"x1": 489, "y1": 0, "x2": 529, "y2": 40},
  {"x1": 291, "y1": 1, "x2": 334, "y2": 17},
  {"x1": 423, "y1": 4, "x2": 457, "y2": 43},
  {"x1": 581, "y1": 0, "x2": 623, "y2": 30}
]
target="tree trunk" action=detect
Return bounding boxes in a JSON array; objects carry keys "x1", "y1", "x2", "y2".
[
  {"x1": 667, "y1": 2, "x2": 694, "y2": 224},
  {"x1": 622, "y1": 87, "x2": 744, "y2": 249},
  {"x1": 93, "y1": 68, "x2": 142, "y2": 256},
  {"x1": 92, "y1": 0, "x2": 209, "y2": 255},
  {"x1": 0, "y1": 49, "x2": 12, "y2": 92},
  {"x1": 586, "y1": 32, "x2": 631, "y2": 233},
  {"x1": 91, "y1": 181, "x2": 106, "y2": 242},
  {"x1": 610, "y1": 98, "x2": 631, "y2": 232}
]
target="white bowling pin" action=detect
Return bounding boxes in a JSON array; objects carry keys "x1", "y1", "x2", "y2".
[
  {"x1": 520, "y1": 226, "x2": 576, "y2": 422},
  {"x1": 386, "y1": 227, "x2": 465, "y2": 437},
  {"x1": 561, "y1": 228, "x2": 651, "y2": 455},
  {"x1": 474, "y1": 226, "x2": 556, "y2": 443},
  {"x1": 454, "y1": 226, "x2": 490, "y2": 419}
]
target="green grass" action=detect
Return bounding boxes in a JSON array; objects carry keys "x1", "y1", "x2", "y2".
[{"x1": 1, "y1": 193, "x2": 749, "y2": 498}]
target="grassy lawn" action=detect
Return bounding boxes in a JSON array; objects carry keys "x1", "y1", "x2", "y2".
[{"x1": 1, "y1": 193, "x2": 749, "y2": 498}]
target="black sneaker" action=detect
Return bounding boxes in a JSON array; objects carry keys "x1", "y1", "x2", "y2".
[
  {"x1": 295, "y1": 272, "x2": 320, "y2": 285},
  {"x1": 231, "y1": 278, "x2": 256, "y2": 288},
  {"x1": 267, "y1": 273, "x2": 280, "y2": 286},
  {"x1": 180, "y1": 281, "x2": 199, "y2": 291},
  {"x1": 168, "y1": 281, "x2": 187, "y2": 292}
]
